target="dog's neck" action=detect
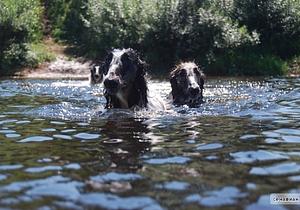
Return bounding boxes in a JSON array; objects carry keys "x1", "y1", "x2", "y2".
[
  {"x1": 116, "y1": 92, "x2": 129, "y2": 108},
  {"x1": 171, "y1": 86, "x2": 187, "y2": 105},
  {"x1": 172, "y1": 93, "x2": 204, "y2": 107},
  {"x1": 173, "y1": 94, "x2": 188, "y2": 105},
  {"x1": 105, "y1": 85, "x2": 147, "y2": 109}
]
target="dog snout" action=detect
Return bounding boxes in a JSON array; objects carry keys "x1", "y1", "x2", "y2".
[
  {"x1": 189, "y1": 86, "x2": 200, "y2": 96},
  {"x1": 104, "y1": 78, "x2": 119, "y2": 90},
  {"x1": 94, "y1": 73, "x2": 100, "y2": 79}
]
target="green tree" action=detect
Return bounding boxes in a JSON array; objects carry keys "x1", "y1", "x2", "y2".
[
  {"x1": 0, "y1": 0, "x2": 43, "y2": 74},
  {"x1": 232, "y1": 0, "x2": 300, "y2": 58}
]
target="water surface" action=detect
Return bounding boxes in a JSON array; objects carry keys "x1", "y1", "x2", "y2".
[{"x1": 0, "y1": 77, "x2": 299, "y2": 209}]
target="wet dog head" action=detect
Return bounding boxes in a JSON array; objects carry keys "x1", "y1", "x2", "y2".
[
  {"x1": 102, "y1": 48, "x2": 147, "y2": 108},
  {"x1": 90, "y1": 65, "x2": 103, "y2": 84},
  {"x1": 170, "y1": 62, "x2": 205, "y2": 107}
]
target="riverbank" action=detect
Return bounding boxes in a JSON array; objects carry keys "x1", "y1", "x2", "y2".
[
  {"x1": 16, "y1": 56, "x2": 91, "y2": 79},
  {"x1": 15, "y1": 38, "x2": 92, "y2": 79},
  {"x1": 13, "y1": 37, "x2": 300, "y2": 79},
  {"x1": 288, "y1": 56, "x2": 300, "y2": 77}
]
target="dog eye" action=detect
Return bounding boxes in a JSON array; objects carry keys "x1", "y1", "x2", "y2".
[
  {"x1": 120, "y1": 55, "x2": 131, "y2": 76},
  {"x1": 193, "y1": 67, "x2": 200, "y2": 75},
  {"x1": 121, "y1": 53, "x2": 130, "y2": 63},
  {"x1": 179, "y1": 70, "x2": 187, "y2": 77}
]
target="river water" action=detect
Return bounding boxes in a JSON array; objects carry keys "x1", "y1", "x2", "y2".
[{"x1": 0, "y1": 77, "x2": 299, "y2": 210}]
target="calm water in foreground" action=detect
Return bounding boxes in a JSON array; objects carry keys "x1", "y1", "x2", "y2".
[{"x1": 0, "y1": 77, "x2": 299, "y2": 210}]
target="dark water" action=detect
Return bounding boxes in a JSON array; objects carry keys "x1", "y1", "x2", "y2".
[{"x1": 0, "y1": 77, "x2": 299, "y2": 210}]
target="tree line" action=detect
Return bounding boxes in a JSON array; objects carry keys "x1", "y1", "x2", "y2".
[{"x1": 1, "y1": 0, "x2": 300, "y2": 76}]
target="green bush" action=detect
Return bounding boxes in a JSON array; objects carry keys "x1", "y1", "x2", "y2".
[
  {"x1": 26, "y1": 43, "x2": 56, "y2": 68},
  {"x1": 45, "y1": 0, "x2": 86, "y2": 42},
  {"x1": 208, "y1": 50, "x2": 288, "y2": 76},
  {"x1": 0, "y1": 0, "x2": 43, "y2": 75},
  {"x1": 287, "y1": 55, "x2": 300, "y2": 74},
  {"x1": 232, "y1": 0, "x2": 300, "y2": 58},
  {"x1": 44, "y1": 0, "x2": 300, "y2": 76},
  {"x1": 83, "y1": 0, "x2": 155, "y2": 57},
  {"x1": 81, "y1": 0, "x2": 258, "y2": 72},
  {"x1": 1, "y1": 43, "x2": 28, "y2": 75}
]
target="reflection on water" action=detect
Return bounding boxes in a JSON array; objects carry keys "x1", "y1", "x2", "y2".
[{"x1": 0, "y1": 77, "x2": 299, "y2": 209}]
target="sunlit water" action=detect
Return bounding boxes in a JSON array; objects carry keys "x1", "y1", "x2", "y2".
[{"x1": 0, "y1": 77, "x2": 299, "y2": 210}]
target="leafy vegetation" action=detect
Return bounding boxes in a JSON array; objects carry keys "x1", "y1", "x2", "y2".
[
  {"x1": 45, "y1": 0, "x2": 87, "y2": 42},
  {"x1": 26, "y1": 42, "x2": 56, "y2": 68},
  {"x1": 231, "y1": 0, "x2": 300, "y2": 58},
  {"x1": 0, "y1": 0, "x2": 44, "y2": 75},
  {"x1": 1, "y1": 0, "x2": 300, "y2": 76}
]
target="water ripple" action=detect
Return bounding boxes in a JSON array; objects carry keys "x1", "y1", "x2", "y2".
[
  {"x1": 78, "y1": 193, "x2": 163, "y2": 210},
  {"x1": 90, "y1": 172, "x2": 143, "y2": 182},
  {"x1": 144, "y1": 156, "x2": 191, "y2": 165},
  {"x1": 185, "y1": 186, "x2": 247, "y2": 207},
  {"x1": 196, "y1": 143, "x2": 224, "y2": 151},
  {"x1": 18, "y1": 136, "x2": 53, "y2": 143},
  {"x1": 73, "y1": 133, "x2": 100, "y2": 140},
  {"x1": 250, "y1": 162, "x2": 300, "y2": 176},
  {"x1": 230, "y1": 150, "x2": 289, "y2": 164}
]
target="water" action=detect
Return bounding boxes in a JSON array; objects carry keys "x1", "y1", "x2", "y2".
[{"x1": 0, "y1": 77, "x2": 299, "y2": 209}]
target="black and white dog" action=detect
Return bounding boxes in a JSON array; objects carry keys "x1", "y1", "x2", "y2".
[
  {"x1": 99, "y1": 48, "x2": 150, "y2": 109},
  {"x1": 89, "y1": 65, "x2": 103, "y2": 85},
  {"x1": 169, "y1": 62, "x2": 205, "y2": 107}
]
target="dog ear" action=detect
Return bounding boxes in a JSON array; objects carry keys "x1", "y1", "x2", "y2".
[
  {"x1": 90, "y1": 66, "x2": 95, "y2": 74},
  {"x1": 136, "y1": 57, "x2": 148, "y2": 107},
  {"x1": 125, "y1": 48, "x2": 147, "y2": 76},
  {"x1": 137, "y1": 58, "x2": 147, "y2": 76},
  {"x1": 200, "y1": 77, "x2": 204, "y2": 90},
  {"x1": 124, "y1": 49, "x2": 148, "y2": 107},
  {"x1": 199, "y1": 71, "x2": 205, "y2": 90},
  {"x1": 170, "y1": 74, "x2": 179, "y2": 102},
  {"x1": 137, "y1": 76, "x2": 148, "y2": 107},
  {"x1": 100, "y1": 52, "x2": 113, "y2": 75}
]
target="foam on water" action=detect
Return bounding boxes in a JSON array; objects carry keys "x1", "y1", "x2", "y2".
[{"x1": 0, "y1": 78, "x2": 293, "y2": 120}]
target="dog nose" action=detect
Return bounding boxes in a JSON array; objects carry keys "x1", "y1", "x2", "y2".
[
  {"x1": 189, "y1": 87, "x2": 200, "y2": 96},
  {"x1": 104, "y1": 79, "x2": 119, "y2": 89}
]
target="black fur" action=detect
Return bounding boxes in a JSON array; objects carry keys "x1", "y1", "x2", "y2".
[
  {"x1": 169, "y1": 62, "x2": 205, "y2": 107},
  {"x1": 102, "y1": 48, "x2": 148, "y2": 109}
]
